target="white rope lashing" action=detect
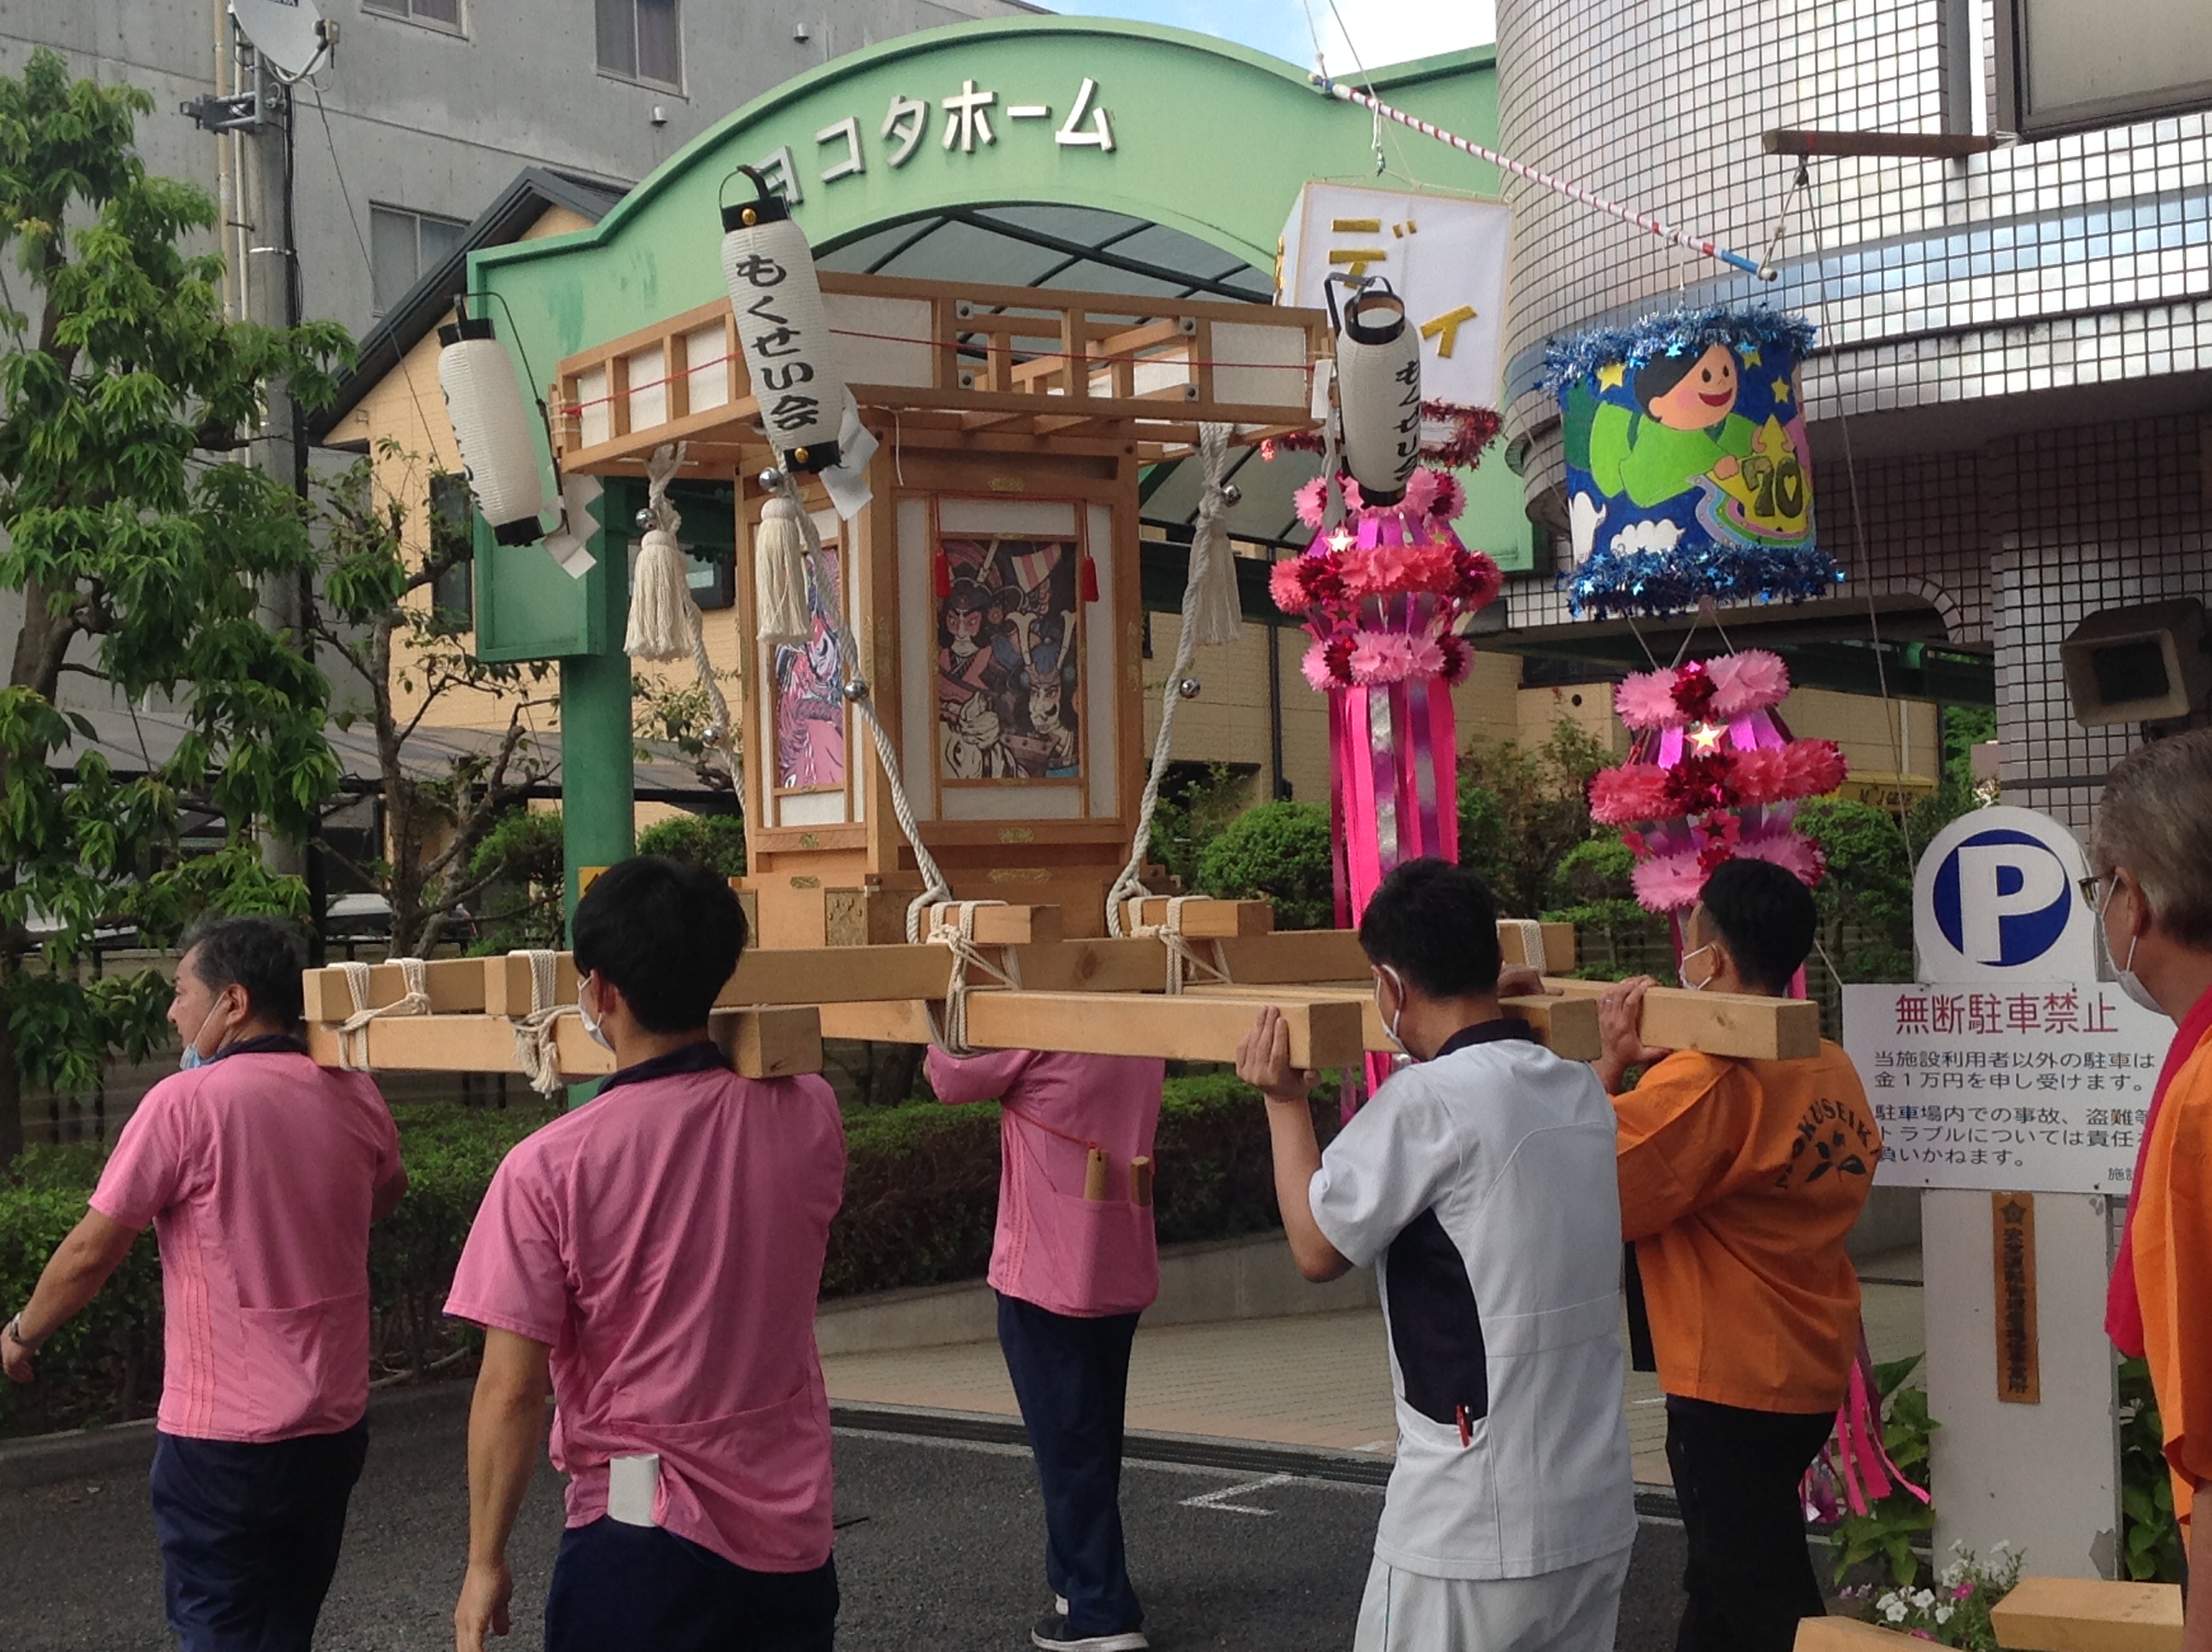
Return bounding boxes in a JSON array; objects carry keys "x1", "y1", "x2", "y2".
[
  {"x1": 1502, "y1": 919, "x2": 1548, "y2": 977},
  {"x1": 1126, "y1": 893, "x2": 1235, "y2": 996},
  {"x1": 761, "y1": 468, "x2": 954, "y2": 942},
  {"x1": 509, "y1": 949, "x2": 576, "y2": 1096},
  {"x1": 335, "y1": 957, "x2": 430, "y2": 1071},
  {"x1": 1106, "y1": 422, "x2": 1242, "y2": 938},
  {"x1": 625, "y1": 442, "x2": 744, "y2": 799},
  {"x1": 922, "y1": 900, "x2": 1022, "y2": 1056}
]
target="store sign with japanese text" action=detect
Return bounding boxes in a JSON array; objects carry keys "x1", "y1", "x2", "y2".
[
  {"x1": 1842, "y1": 806, "x2": 2172, "y2": 1193},
  {"x1": 744, "y1": 75, "x2": 1118, "y2": 208},
  {"x1": 1277, "y1": 181, "x2": 1512, "y2": 408}
]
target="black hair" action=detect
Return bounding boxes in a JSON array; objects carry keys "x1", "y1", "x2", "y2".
[
  {"x1": 180, "y1": 916, "x2": 307, "y2": 1029},
  {"x1": 1356, "y1": 858, "x2": 1502, "y2": 999},
  {"x1": 1696, "y1": 858, "x2": 1816, "y2": 992},
  {"x1": 573, "y1": 855, "x2": 748, "y2": 1033},
  {"x1": 1633, "y1": 342, "x2": 1731, "y2": 413}
]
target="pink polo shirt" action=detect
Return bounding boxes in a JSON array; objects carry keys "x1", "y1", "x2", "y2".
[
  {"x1": 90, "y1": 1047, "x2": 400, "y2": 1443},
  {"x1": 445, "y1": 1050, "x2": 846, "y2": 1573},
  {"x1": 926, "y1": 1049, "x2": 1164, "y2": 1318}
]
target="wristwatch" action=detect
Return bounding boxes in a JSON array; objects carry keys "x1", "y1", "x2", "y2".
[{"x1": 4, "y1": 1313, "x2": 42, "y2": 1352}]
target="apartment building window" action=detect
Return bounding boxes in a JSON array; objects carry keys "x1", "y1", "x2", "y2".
[
  {"x1": 363, "y1": 0, "x2": 463, "y2": 32},
  {"x1": 1997, "y1": 0, "x2": 2212, "y2": 135},
  {"x1": 428, "y1": 473, "x2": 474, "y2": 631},
  {"x1": 369, "y1": 205, "x2": 467, "y2": 313},
  {"x1": 597, "y1": 0, "x2": 681, "y2": 89}
]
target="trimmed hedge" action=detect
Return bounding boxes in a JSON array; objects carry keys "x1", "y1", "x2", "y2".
[{"x1": 1, "y1": 1073, "x2": 1324, "y2": 1437}]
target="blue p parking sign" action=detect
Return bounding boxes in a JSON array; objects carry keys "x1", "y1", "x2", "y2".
[{"x1": 1930, "y1": 829, "x2": 2073, "y2": 968}]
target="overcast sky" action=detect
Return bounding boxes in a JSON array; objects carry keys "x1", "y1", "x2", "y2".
[{"x1": 1033, "y1": 0, "x2": 1497, "y2": 74}]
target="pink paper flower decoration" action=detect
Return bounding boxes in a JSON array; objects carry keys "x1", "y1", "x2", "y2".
[
  {"x1": 1348, "y1": 631, "x2": 1413, "y2": 684},
  {"x1": 1292, "y1": 476, "x2": 1330, "y2": 529},
  {"x1": 1588, "y1": 764, "x2": 1674, "y2": 826},
  {"x1": 1735, "y1": 828, "x2": 1826, "y2": 885},
  {"x1": 1779, "y1": 738, "x2": 1848, "y2": 799},
  {"x1": 1615, "y1": 669, "x2": 1685, "y2": 730},
  {"x1": 1727, "y1": 746, "x2": 1790, "y2": 806},
  {"x1": 1400, "y1": 467, "x2": 1441, "y2": 518},
  {"x1": 1404, "y1": 635, "x2": 1447, "y2": 679},
  {"x1": 1632, "y1": 853, "x2": 1711, "y2": 912},
  {"x1": 1429, "y1": 471, "x2": 1465, "y2": 522},
  {"x1": 1708, "y1": 649, "x2": 1791, "y2": 718},
  {"x1": 1271, "y1": 556, "x2": 1313, "y2": 614},
  {"x1": 1299, "y1": 640, "x2": 1339, "y2": 691},
  {"x1": 1458, "y1": 550, "x2": 1503, "y2": 609}
]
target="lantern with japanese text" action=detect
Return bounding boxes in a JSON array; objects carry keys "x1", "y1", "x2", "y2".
[
  {"x1": 720, "y1": 165, "x2": 847, "y2": 475},
  {"x1": 1332, "y1": 279, "x2": 1423, "y2": 507}
]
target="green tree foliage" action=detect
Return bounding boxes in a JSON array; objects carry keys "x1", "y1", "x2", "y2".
[
  {"x1": 313, "y1": 451, "x2": 558, "y2": 956},
  {"x1": 1456, "y1": 718, "x2": 1617, "y2": 922},
  {"x1": 1146, "y1": 762, "x2": 1252, "y2": 893},
  {"x1": 637, "y1": 811, "x2": 748, "y2": 877},
  {"x1": 1196, "y1": 800, "x2": 1335, "y2": 929},
  {"x1": 0, "y1": 53, "x2": 351, "y2": 1158},
  {"x1": 464, "y1": 809, "x2": 567, "y2": 953},
  {"x1": 1828, "y1": 1353, "x2": 1939, "y2": 1585},
  {"x1": 2119, "y1": 1355, "x2": 2185, "y2": 1580}
]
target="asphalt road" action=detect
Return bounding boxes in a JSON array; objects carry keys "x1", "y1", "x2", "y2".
[{"x1": 0, "y1": 1387, "x2": 1690, "y2": 1651}]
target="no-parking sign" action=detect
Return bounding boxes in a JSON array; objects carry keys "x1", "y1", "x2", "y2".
[{"x1": 1911, "y1": 807, "x2": 2094, "y2": 981}]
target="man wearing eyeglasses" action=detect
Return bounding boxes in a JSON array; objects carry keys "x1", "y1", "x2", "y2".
[{"x1": 2094, "y1": 730, "x2": 2212, "y2": 1652}]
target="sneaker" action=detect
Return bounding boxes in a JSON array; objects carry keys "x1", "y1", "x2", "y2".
[{"x1": 1031, "y1": 1608, "x2": 1150, "y2": 1651}]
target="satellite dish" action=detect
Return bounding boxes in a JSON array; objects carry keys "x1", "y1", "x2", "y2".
[{"x1": 230, "y1": 0, "x2": 329, "y2": 79}]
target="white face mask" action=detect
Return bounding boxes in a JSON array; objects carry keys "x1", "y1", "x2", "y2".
[
  {"x1": 1678, "y1": 943, "x2": 1716, "y2": 992},
  {"x1": 578, "y1": 974, "x2": 615, "y2": 1052},
  {"x1": 1373, "y1": 964, "x2": 1412, "y2": 1060},
  {"x1": 2097, "y1": 879, "x2": 2165, "y2": 1017}
]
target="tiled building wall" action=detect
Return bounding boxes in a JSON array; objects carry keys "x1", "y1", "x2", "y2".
[{"x1": 1493, "y1": 0, "x2": 2212, "y2": 825}]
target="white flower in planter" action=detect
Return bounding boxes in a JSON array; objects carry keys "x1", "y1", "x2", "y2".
[{"x1": 1936, "y1": 1606, "x2": 1956, "y2": 1626}]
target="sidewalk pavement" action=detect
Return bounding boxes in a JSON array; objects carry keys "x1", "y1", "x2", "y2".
[{"x1": 822, "y1": 1248, "x2": 1927, "y2": 1486}]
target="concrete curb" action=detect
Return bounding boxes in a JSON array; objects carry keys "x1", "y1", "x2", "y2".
[{"x1": 0, "y1": 1378, "x2": 472, "y2": 1492}]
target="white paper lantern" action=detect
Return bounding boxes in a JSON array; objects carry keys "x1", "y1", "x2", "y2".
[
  {"x1": 438, "y1": 315, "x2": 550, "y2": 545},
  {"x1": 720, "y1": 167, "x2": 848, "y2": 474},
  {"x1": 1335, "y1": 282, "x2": 1422, "y2": 507}
]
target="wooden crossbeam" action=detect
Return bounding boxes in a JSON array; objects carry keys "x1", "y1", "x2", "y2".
[
  {"x1": 1540, "y1": 977, "x2": 1822, "y2": 1062},
  {"x1": 303, "y1": 1006, "x2": 822, "y2": 1082},
  {"x1": 1179, "y1": 985, "x2": 1603, "y2": 1062},
  {"x1": 1989, "y1": 1578, "x2": 2184, "y2": 1652},
  {"x1": 820, "y1": 994, "x2": 1365, "y2": 1068},
  {"x1": 1121, "y1": 898, "x2": 1276, "y2": 938},
  {"x1": 301, "y1": 958, "x2": 488, "y2": 1022}
]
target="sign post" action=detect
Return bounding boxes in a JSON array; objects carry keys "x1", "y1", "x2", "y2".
[{"x1": 1843, "y1": 806, "x2": 2145, "y2": 1577}]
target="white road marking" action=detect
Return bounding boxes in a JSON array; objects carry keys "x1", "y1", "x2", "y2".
[{"x1": 1179, "y1": 1472, "x2": 1296, "y2": 1515}]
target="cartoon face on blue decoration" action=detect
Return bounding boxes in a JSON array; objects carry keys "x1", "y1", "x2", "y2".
[{"x1": 1545, "y1": 305, "x2": 1844, "y2": 620}]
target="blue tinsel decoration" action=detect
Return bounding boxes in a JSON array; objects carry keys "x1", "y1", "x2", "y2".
[
  {"x1": 1564, "y1": 542, "x2": 1848, "y2": 620},
  {"x1": 1540, "y1": 305, "x2": 1819, "y2": 394}
]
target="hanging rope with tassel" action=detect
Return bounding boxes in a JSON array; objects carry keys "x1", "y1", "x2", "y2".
[
  {"x1": 625, "y1": 442, "x2": 743, "y2": 798},
  {"x1": 756, "y1": 468, "x2": 955, "y2": 941},
  {"x1": 1106, "y1": 422, "x2": 1243, "y2": 937}
]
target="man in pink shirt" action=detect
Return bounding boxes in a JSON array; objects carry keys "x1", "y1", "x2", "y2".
[
  {"x1": 3, "y1": 915, "x2": 407, "y2": 1652},
  {"x1": 447, "y1": 855, "x2": 847, "y2": 1652},
  {"x1": 927, "y1": 1044, "x2": 1165, "y2": 1652}
]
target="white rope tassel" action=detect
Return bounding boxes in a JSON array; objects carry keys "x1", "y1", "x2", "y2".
[
  {"x1": 1128, "y1": 894, "x2": 1234, "y2": 996},
  {"x1": 923, "y1": 901, "x2": 1021, "y2": 1056},
  {"x1": 1185, "y1": 422, "x2": 1243, "y2": 649},
  {"x1": 754, "y1": 491, "x2": 813, "y2": 643},
  {"x1": 1105, "y1": 424, "x2": 1246, "y2": 936},
  {"x1": 625, "y1": 444, "x2": 694, "y2": 660},
  {"x1": 509, "y1": 949, "x2": 576, "y2": 1096},
  {"x1": 335, "y1": 957, "x2": 430, "y2": 1071}
]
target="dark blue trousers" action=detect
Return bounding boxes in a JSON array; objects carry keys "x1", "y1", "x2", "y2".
[
  {"x1": 148, "y1": 1420, "x2": 368, "y2": 1652},
  {"x1": 545, "y1": 1517, "x2": 839, "y2": 1652},
  {"x1": 996, "y1": 1291, "x2": 1144, "y2": 1637}
]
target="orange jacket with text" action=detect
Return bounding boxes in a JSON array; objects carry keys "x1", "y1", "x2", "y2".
[{"x1": 1615, "y1": 1040, "x2": 1882, "y2": 1413}]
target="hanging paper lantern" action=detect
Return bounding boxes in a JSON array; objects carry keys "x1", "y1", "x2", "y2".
[
  {"x1": 1275, "y1": 466, "x2": 1502, "y2": 1096},
  {"x1": 437, "y1": 311, "x2": 550, "y2": 546},
  {"x1": 1585, "y1": 649, "x2": 1846, "y2": 914},
  {"x1": 1333, "y1": 280, "x2": 1422, "y2": 507},
  {"x1": 720, "y1": 166, "x2": 847, "y2": 474},
  {"x1": 1544, "y1": 305, "x2": 1842, "y2": 618}
]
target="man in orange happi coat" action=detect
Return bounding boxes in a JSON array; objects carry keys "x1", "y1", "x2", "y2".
[{"x1": 2096, "y1": 730, "x2": 2212, "y2": 1649}]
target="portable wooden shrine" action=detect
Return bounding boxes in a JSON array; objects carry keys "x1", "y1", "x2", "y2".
[{"x1": 313, "y1": 267, "x2": 1821, "y2": 1087}]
